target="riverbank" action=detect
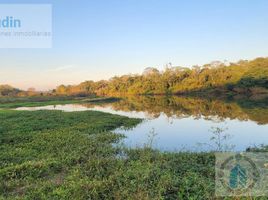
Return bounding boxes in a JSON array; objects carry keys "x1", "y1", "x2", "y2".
[
  {"x1": 0, "y1": 109, "x2": 214, "y2": 199},
  {"x1": 1, "y1": 99, "x2": 267, "y2": 199},
  {"x1": 0, "y1": 96, "x2": 119, "y2": 109}
]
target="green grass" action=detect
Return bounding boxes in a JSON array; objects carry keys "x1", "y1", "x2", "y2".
[
  {"x1": 0, "y1": 110, "x2": 142, "y2": 199},
  {"x1": 0, "y1": 96, "x2": 78, "y2": 103},
  {"x1": 0, "y1": 96, "x2": 81, "y2": 109},
  {"x1": 0, "y1": 110, "x2": 266, "y2": 199},
  {"x1": 0, "y1": 96, "x2": 119, "y2": 109}
]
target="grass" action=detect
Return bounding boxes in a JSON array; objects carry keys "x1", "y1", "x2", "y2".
[
  {"x1": 0, "y1": 109, "x2": 267, "y2": 199},
  {"x1": 0, "y1": 96, "x2": 119, "y2": 109},
  {"x1": 0, "y1": 110, "x2": 142, "y2": 199}
]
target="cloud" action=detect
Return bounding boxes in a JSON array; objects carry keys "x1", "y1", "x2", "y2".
[{"x1": 46, "y1": 65, "x2": 75, "y2": 72}]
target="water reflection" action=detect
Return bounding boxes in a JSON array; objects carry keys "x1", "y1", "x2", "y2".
[
  {"x1": 15, "y1": 96, "x2": 268, "y2": 151},
  {"x1": 83, "y1": 96, "x2": 268, "y2": 125}
]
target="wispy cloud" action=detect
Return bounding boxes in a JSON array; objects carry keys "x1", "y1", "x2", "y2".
[{"x1": 46, "y1": 65, "x2": 75, "y2": 72}]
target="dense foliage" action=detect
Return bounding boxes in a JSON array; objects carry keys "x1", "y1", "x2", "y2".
[
  {"x1": 0, "y1": 85, "x2": 20, "y2": 97},
  {"x1": 1, "y1": 57, "x2": 268, "y2": 97},
  {"x1": 54, "y1": 57, "x2": 268, "y2": 96}
]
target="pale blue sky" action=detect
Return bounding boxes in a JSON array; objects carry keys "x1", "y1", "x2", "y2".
[{"x1": 1, "y1": 0, "x2": 268, "y2": 90}]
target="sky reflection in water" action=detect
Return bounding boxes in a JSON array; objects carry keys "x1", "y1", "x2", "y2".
[{"x1": 15, "y1": 96, "x2": 268, "y2": 152}]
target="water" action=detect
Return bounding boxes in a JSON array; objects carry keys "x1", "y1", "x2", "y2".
[{"x1": 15, "y1": 96, "x2": 268, "y2": 152}]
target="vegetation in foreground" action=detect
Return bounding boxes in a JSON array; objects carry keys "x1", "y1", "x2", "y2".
[{"x1": 0, "y1": 109, "x2": 267, "y2": 199}]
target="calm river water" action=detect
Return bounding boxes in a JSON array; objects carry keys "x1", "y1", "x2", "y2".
[{"x1": 15, "y1": 96, "x2": 268, "y2": 152}]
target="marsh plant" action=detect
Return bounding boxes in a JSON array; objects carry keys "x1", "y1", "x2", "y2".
[
  {"x1": 198, "y1": 126, "x2": 235, "y2": 152},
  {"x1": 145, "y1": 128, "x2": 158, "y2": 149}
]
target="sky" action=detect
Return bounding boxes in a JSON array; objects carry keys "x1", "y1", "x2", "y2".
[{"x1": 0, "y1": 0, "x2": 268, "y2": 90}]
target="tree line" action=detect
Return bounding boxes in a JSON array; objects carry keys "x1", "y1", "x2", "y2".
[
  {"x1": 1, "y1": 57, "x2": 268, "y2": 97},
  {"x1": 53, "y1": 57, "x2": 268, "y2": 96}
]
